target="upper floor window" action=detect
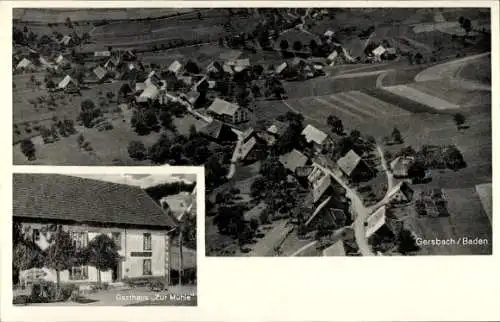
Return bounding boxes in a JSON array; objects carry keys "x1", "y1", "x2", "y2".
[
  {"x1": 143, "y1": 233, "x2": 152, "y2": 251},
  {"x1": 32, "y1": 229, "x2": 40, "y2": 243},
  {"x1": 70, "y1": 231, "x2": 89, "y2": 249},
  {"x1": 111, "y1": 232, "x2": 121, "y2": 250}
]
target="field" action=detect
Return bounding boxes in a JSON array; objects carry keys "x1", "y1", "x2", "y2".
[
  {"x1": 14, "y1": 8, "x2": 197, "y2": 23},
  {"x1": 13, "y1": 117, "x2": 161, "y2": 165},
  {"x1": 458, "y1": 54, "x2": 491, "y2": 84},
  {"x1": 401, "y1": 187, "x2": 492, "y2": 255}
]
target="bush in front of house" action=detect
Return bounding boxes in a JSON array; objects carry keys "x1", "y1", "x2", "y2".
[{"x1": 30, "y1": 280, "x2": 57, "y2": 303}]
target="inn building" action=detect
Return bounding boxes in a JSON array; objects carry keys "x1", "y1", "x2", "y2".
[{"x1": 13, "y1": 173, "x2": 179, "y2": 285}]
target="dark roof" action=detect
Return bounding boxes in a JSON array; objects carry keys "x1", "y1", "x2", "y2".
[
  {"x1": 199, "y1": 120, "x2": 223, "y2": 139},
  {"x1": 13, "y1": 174, "x2": 177, "y2": 229}
]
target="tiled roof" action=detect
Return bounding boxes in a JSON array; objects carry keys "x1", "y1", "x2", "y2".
[
  {"x1": 13, "y1": 174, "x2": 177, "y2": 228},
  {"x1": 168, "y1": 60, "x2": 183, "y2": 74},
  {"x1": 337, "y1": 149, "x2": 362, "y2": 177},
  {"x1": 301, "y1": 124, "x2": 328, "y2": 145},
  {"x1": 207, "y1": 98, "x2": 240, "y2": 116},
  {"x1": 16, "y1": 58, "x2": 32, "y2": 69},
  {"x1": 199, "y1": 119, "x2": 223, "y2": 139},
  {"x1": 322, "y1": 240, "x2": 346, "y2": 256},
  {"x1": 279, "y1": 149, "x2": 308, "y2": 173},
  {"x1": 58, "y1": 75, "x2": 77, "y2": 89},
  {"x1": 93, "y1": 66, "x2": 108, "y2": 80},
  {"x1": 267, "y1": 121, "x2": 289, "y2": 137}
]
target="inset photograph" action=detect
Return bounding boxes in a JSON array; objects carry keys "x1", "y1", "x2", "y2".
[{"x1": 12, "y1": 172, "x2": 197, "y2": 306}]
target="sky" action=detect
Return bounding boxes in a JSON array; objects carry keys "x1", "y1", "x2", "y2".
[{"x1": 74, "y1": 173, "x2": 196, "y2": 189}]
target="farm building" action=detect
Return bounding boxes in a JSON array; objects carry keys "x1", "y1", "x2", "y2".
[
  {"x1": 279, "y1": 149, "x2": 309, "y2": 173},
  {"x1": 301, "y1": 124, "x2": 332, "y2": 153},
  {"x1": 92, "y1": 66, "x2": 109, "y2": 83},
  {"x1": 324, "y1": 29, "x2": 335, "y2": 38},
  {"x1": 58, "y1": 75, "x2": 79, "y2": 92},
  {"x1": 16, "y1": 58, "x2": 32, "y2": 70},
  {"x1": 94, "y1": 51, "x2": 112, "y2": 58},
  {"x1": 206, "y1": 98, "x2": 250, "y2": 124},
  {"x1": 365, "y1": 205, "x2": 386, "y2": 238},
  {"x1": 136, "y1": 85, "x2": 160, "y2": 103},
  {"x1": 307, "y1": 164, "x2": 332, "y2": 203},
  {"x1": 275, "y1": 62, "x2": 288, "y2": 75},
  {"x1": 197, "y1": 119, "x2": 238, "y2": 142},
  {"x1": 389, "y1": 181, "x2": 414, "y2": 204},
  {"x1": 267, "y1": 120, "x2": 290, "y2": 138},
  {"x1": 337, "y1": 149, "x2": 374, "y2": 182},
  {"x1": 390, "y1": 156, "x2": 415, "y2": 178},
  {"x1": 322, "y1": 239, "x2": 346, "y2": 256},
  {"x1": 13, "y1": 174, "x2": 178, "y2": 285},
  {"x1": 305, "y1": 206, "x2": 346, "y2": 231},
  {"x1": 168, "y1": 60, "x2": 183, "y2": 75},
  {"x1": 225, "y1": 59, "x2": 251, "y2": 73},
  {"x1": 59, "y1": 35, "x2": 73, "y2": 46}
]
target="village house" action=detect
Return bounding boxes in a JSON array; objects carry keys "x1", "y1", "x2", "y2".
[
  {"x1": 13, "y1": 174, "x2": 178, "y2": 285},
  {"x1": 89, "y1": 66, "x2": 110, "y2": 84},
  {"x1": 388, "y1": 181, "x2": 414, "y2": 204},
  {"x1": 307, "y1": 164, "x2": 332, "y2": 203},
  {"x1": 57, "y1": 75, "x2": 79, "y2": 93},
  {"x1": 257, "y1": 120, "x2": 290, "y2": 146},
  {"x1": 279, "y1": 149, "x2": 309, "y2": 174},
  {"x1": 322, "y1": 239, "x2": 346, "y2": 256},
  {"x1": 337, "y1": 149, "x2": 374, "y2": 182},
  {"x1": 197, "y1": 119, "x2": 238, "y2": 142},
  {"x1": 237, "y1": 128, "x2": 258, "y2": 162},
  {"x1": 168, "y1": 60, "x2": 183, "y2": 76},
  {"x1": 206, "y1": 98, "x2": 250, "y2": 125},
  {"x1": 390, "y1": 156, "x2": 415, "y2": 178},
  {"x1": 59, "y1": 35, "x2": 73, "y2": 47},
  {"x1": 224, "y1": 58, "x2": 251, "y2": 73},
  {"x1": 15, "y1": 58, "x2": 32, "y2": 70},
  {"x1": 301, "y1": 124, "x2": 333, "y2": 153}
]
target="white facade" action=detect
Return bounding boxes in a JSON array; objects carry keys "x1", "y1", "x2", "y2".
[{"x1": 19, "y1": 222, "x2": 171, "y2": 284}]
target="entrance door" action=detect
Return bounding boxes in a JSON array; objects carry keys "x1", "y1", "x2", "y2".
[{"x1": 112, "y1": 262, "x2": 121, "y2": 282}]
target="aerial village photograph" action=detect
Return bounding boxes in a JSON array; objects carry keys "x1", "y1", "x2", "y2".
[
  {"x1": 12, "y1": 172, "x2": 198, "y2": 306},
  {"x1": 11, "y1": 7, "x2": 492, "y2": 258}
]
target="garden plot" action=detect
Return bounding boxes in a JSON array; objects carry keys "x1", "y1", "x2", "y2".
[{"x1": 381, "y1": 84, "x2": 459, "y2": 110}]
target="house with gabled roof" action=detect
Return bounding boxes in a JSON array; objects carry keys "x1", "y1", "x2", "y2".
[
  {"x1": 16, "y1": 58, "x2": 32, "y2": 70},
  {"x1": 279, "y1": 149, "x2": 308, "y2": 173},
  {"x1": 389, "y1": 181, "x2": 414, "y2": 204},
  {"x1": 93, "y1": 66, "x2": 109, "y2": 83},
  {"x1": 206, "y1": 98, "x2": 250, "y2": 125},
  {"x1": 197, "y1": 119, "x2": 238, "y2": 142},
  {"x1": 307, "y1": 164, "x2": 332, "y2": 203},
  {"x1": 59, "y1": 35, "x2": 73, "y2": 46},
  {"x1": 322, "y1": 239, "x2": 346, "y2": 256},
  {"x1": 337, "y1": 149, "x2": 374, "y2": 182},
  {"x1": 58, "y1": 75, "x2": 79, "y2": 92},
  {"x1": 168, "y1": 60, "x2": 183, "y2": 76},
  {"x1": 301, "y1": 124, "x2": 333, "y2": 153},
  {"x1": 390, "y1": 156, "x2": 415, "y2": 178},
  {"x1": 13, "y1": 173, "x2": 178, "y2": 285}
]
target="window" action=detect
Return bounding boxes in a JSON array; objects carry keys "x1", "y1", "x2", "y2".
[
  {"x1": 112, "y1": 232, "x2": 121, "y2": 250},
  {"x1": 143, "y1": 259, "x2": 152, "y2": 276},
  {"x1": 69, "y1": 266, "x2": 88, "y2": 280},
  {"x1": 70, "y1": 232, "x2": 89, "y2": 249},
  {"x1": 32, "y1": 229, "x2": 40, "y2": 242},
  {"x1": 143, "y1": 233, "x2": 152, "y2": 251}
]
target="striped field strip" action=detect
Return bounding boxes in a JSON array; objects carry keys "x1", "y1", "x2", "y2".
[
  {"x1": 313, "y1": 97, "x2": 365, "y2": 121},
  {"x1": 347, "y1": 91, "x2": 412, "y2": 116},
  {"x1": 382, "y1": 85, "x2": 460, "y2": 110}
]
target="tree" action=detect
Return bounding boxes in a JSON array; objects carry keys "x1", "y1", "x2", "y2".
[
  {"x1": 279, "y1": 39, "x2": 289, "y2": 52},
  {"x1": 20, "y1": 139, "x2": 36, "y2": 161},
  {"x1": 45, "y1": 228, "x2": 76, "y2": 294},
  {"x1": 77, "y1": 134, "x2": 85, "y2": 147},
  {"x1": 293, "y1": 40, "x2": 303, "y2": 52},
  {"x1": 444, "y1": 146, "x2": 466, "y2": 171},
  {"x1": 119, "y1": 83, "x2": 132, "y2": 97},
  {"x1": 128, "y1": 140, "x2": 148, "y2": 160},
  {"x1": 184, "y1": 60, "x2": 200, "y2": 74},
  {"x1": 453, "y1": 113, "x2": 466, "y2": 129},
  {"x1": 391, "y1": 127, "x2": 403, "y2": 144},
  {"x1": 79, "y1": 99, "x2": 101, "y2": 128},
  {"x1": 159, "y1": 110, "x2": 175, "y2": 132},
  {"x1": 458, "y1": 16, "x2": 473, "y2": 36},
  {"x1": 206, "y1": 155, "x2": 227, "y2": 189},
  {"x1": 86, "y1": 234, "x2": 120, "y2": 287},
  {"x1": 407, "y1": 161, "x2": 426, "y2": 182},
  {"x1": 149, "y1": 134, "x2": 171, "y2": 164},
  {"x1": 46, "y1": 80, "x2": 56, "y2": 89},
  {"x1": 250, "y1": 176, "x2": 267, "y2": 198},
  {"x1": 327, "y1": 115, "x2": 344, "y2": 135}
]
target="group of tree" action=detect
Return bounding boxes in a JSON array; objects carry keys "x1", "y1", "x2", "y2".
[
  {"x1": 458, "y1": 16, "x2": 473, "y2": 36},
  {"x1": 20, "y1": 139, "x2": 36, "y2": 161},
  {"x1": 326, "y1": 115, "x2": 344, "y2": 135},
  {"x1": 78, "y1": 99, "x2": 102, "y2": 128},
  {"x1": 39, "y1": 119, "x2": 77, "y2": 144},
  {"x1": 274, "y1": 112, "x2": 308, "y2": 155},
  {"x1": 13, "y1": 224, "x2": 120, "y2": 297}
]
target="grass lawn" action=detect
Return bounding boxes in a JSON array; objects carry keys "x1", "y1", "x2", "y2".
[{"x1": 173, "y1": 114, "x2": 207, "y2": 137}]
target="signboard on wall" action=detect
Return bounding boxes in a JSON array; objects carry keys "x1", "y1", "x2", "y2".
[{"x1": 130, "y1": 252, "x2": 152, "y2": 257}]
